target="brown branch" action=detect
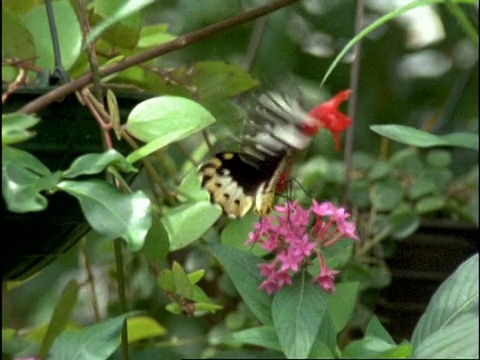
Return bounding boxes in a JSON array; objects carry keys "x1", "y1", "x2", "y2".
[{"x1": 18, "y1": 0, "x2": 299, "y2": 114}]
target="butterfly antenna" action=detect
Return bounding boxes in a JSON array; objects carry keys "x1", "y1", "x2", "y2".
[{"x1": 289, "y1": 177, "x2": 315, "y2": 200}]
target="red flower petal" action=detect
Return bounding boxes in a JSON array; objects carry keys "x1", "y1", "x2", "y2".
[{"x1": 303, "y1": 89, "x2": 352, "y2": 151}]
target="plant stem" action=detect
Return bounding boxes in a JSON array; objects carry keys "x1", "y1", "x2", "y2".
[
  {"x1": 243, "y1": 16, "x2": 270, "y2": 72},
  {"x1": 343, "y1": 0, "x2": 365, "y2": 204},
  {"x1": 445, "y1": 0, "x2": 478, "y2": 46},
  {"x1": 114, "y1": 238, "x2": 129, "y2": 360},
  {"x1": 80, "y1": 238, "x2": 101, "y2": 322},
  {"x1": 74, "y1": 0, "x2": 103, "y2": 101},
  {"x1": 18, "y1": 0, "x2": 300, "y2": 115}
]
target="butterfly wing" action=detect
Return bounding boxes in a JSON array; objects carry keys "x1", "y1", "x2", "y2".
[{"x1": 198, "y1": 92, "x2": 313, "y2": 218}]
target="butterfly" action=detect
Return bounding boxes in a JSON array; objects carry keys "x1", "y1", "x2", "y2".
[{"x1": 197, "y1": 92, "x2": 313, "y2": 218}]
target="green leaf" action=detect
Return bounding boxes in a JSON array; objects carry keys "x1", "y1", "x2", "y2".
[
  {"x1": 221, "y1": 212, "x2": 267, "y2": 256},
  {"x1": 414, "y1": 195, "x2": 446, "y2": 214},
  {"x1": 207, "y1": 243, "x2": 273, "y2": 325},
  {"x1": 49, "y1": 313, "x2": 137, "y2": 360},
  {"x1": 272, "y1": 273, "x2": 327, "y2": 358},
  {"x1": 1, "y1": 8, "x2": 37, "y2": 82},
  {"x1": 143, "y1": 214, "x2": 170, "y2": 263},
  {"x1": 365, "y1": 315, "x2": 396, "y2": 345},
  {"x1": 38, "y1": 280, "x2": 79, "y2": 359},
  {"x1": 23, "y1": 0, "x2": 82, "y2": 71},
  {"x1": 126, "y1": 96, "x2": 216, "y2": 142},
  {"x1": 138, "y1": 23, "x2": 177, "y2": 48},
  {"x1": 228, "y1": 326, "x2": 282, "y2": 351},
  {"x1": 2, "y1": 113, "x2": 40, "y2": 144},
  {"x1": 425, "y1": 149, "x2": 452, "y2": 168},
  {"x1": 2, "y1": 327, "x2": 37, "y2": 358},
  {"x1": 371, "y1": 178, "x2": 404, "y2": 212},
  {"x1": 161, "y1": 201, "x2": 221, "y2": 251},
  {"x1": 192, "y1": 61, "x2": 260, "y2": 100},
  {"x1": 126, "y1": 316, "x2": 166, "y2": 343},
  {"x1": 90, "y1": 0, "x2": 142, "y2": 49},
  {"x1": 57, "y1": 179, "x2": 151, "y2": 251},
  {"x1": 193, "y1": 302, "x2": 223, "y2": 313},
  {"x1": 176, "y1": 168, "x2": 210, "y2": 203},
  {"x1": 188, "y1": 270, "x2": 205, "y2": 285},
  {"x1": 321, "y1": 238, "x2": 355, "y2": 269},
  {"x1": 412, "y1": 254, "x2": 478, "y2": 350},
  {"x1": 2, "y1": 8, "x2": 35, "y2": 57},
  {"x1": 312, "y1": 311, "x2": 337, "y2": 355},
  {"x1": 86, "y1": 0, "x2": 154, "y2": 46},
  {"x1": 412, "y1": 312, "x2": 478, "y2": 359},
  {"x1": 321, "y1": 0, "x2": 460, "y2": 87},
  {"x1": 309, "y1": 339, "x2": 335, "y2": 358},
  {"x1": 157, "y1": 269, "x2": 175, "y2": 292},
  {"x1": 172, "y1": 261, "x2": 193, "y2": 299},
  {"x1": 367, "y1": 161, "x2": 393, "y2": 181},
  {"x1": 342, "y1": 336, "x2": 407, "y2": 358},
  {"x1": 126, "y1": 96, "x2": 216, "y2": 163},
  {"x1": 62, "y1": 150, "x2": 137, "y2": 178},
  {"x1": 326, "y1": 282, "x2": 359, "y2": 334},
  {"x1": 387, "y1": 207, "x2": 420, "y2": 240},
  {"x1": 408, "y1": 176, "x2": 438, "y2": 200},
  {"x1": 2, "y1": 146, "x2": 60, "y2": 213},
  {"x1": 371, "y1": 125, "x2": 478, "y2": 150}
]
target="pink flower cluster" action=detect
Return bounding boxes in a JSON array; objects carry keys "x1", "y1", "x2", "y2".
[{"x1": 246, "y1": 200, "x2": 359, "y2": 295}]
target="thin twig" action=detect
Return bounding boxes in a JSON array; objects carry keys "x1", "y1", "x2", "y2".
[
  {"x1": 79, "y1": 238, "x2": 101, "y2": 322},
  {"x1": 18, "y1": 0, "x2": 300, "y2": 114},
  {"x1": 74, "y1": 0, "x2": 103, "y2": 100},
  {"x1": 114, "y1": 238, "x2": 129, "y2": 360},
  {"x1": 121, "y1": 130, "x2": 177, "y2": 207},
  {"x1": 243, "y1": 15, "x2": 270, "y2": 72}
]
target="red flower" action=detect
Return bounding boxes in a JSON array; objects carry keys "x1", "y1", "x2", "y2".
[{"x1": 304, "y1": 90, "x2": 352, "y2": 151}]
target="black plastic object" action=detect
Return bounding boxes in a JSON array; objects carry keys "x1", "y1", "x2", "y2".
[
  {"x1": 375, "y1": 219, "x2": 478, "y2": 342},
  {"x1": 2, "y1": 86, "x2": 150, "y2": 280}
]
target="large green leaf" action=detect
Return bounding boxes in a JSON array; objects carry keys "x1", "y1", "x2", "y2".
[
  {"x1": 1, "y1": 8, "x2": 37, "y2": 82},
  {"x1": 412, "y1": 312, "x2": 478, "y2": 359},
  {"x1": 342, "y1": 336, "x2": 412, "y2": 358},
  {"x1": 126, "y1": 96, "x2": 216, "y2": 163},
  {"x1": 62, "y1": 150, "x2": 137, "y2": 178},
  {"x1": 207, "y1": 243, "x2": 273, "y2": 325},
  {"x1": 371, "y1": 125, "x2": 478, "y2": 150},
  {"x1": 49, "y1": 313, "x2": 136, "y2": 360},
  {"x1": 2, "y1": 146, "x2": 61, "y2": 213},
  {"x1": 90, "y1": 0, "x2": 143, "y2": 49},
  {"x1": 220, "y1": 212, "x2": 267, "y2": 257},
  {"x1": 142, "y1": 214, "x2": 170, "y2": 263},
  {"x1": 2, "y1": 113, "x2": 40, "y2": 145},
  {"x1": 86, "y1": 0, "x2": 154, "y2": 46},
  {"x1": 176, "y1": 169, "x2": 210, "y2": 203},
  {"x1": 137, "y1": 24, "x2": 177, "y2": 48},
  {"x1": 411, "y1": 254, "x2": 479, "y2": 358},
  {"x1": 272, "y1": 273, "x2": 327, "y2": 359},
  {"x1": 57, "y1": 179, "x2": 151, "y2": 251},
  {"x1": 326, "y1": 281, "x2": 359, "y2": 334},
  {"x1": 38, "y1": 280, "x2": 79, "y2": 359},
  {"x1": 365, "y1": 316, "x2": 396, "y2": 345},
  {"x1": 126, "y1": 316, "x2": 167, "y2": 344},
  {"x1": 23, "y1": 0, "x2": 82, "y2": 71},
  {"x1": 192, "y1": 61, "x2": 260, "y2": 100},
  {"x1": 228, "y1": 325, "x2": 282, "y2": 351},
  {"x1": 161, "y1": 201, "x2": 221, "y2": 251}
]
